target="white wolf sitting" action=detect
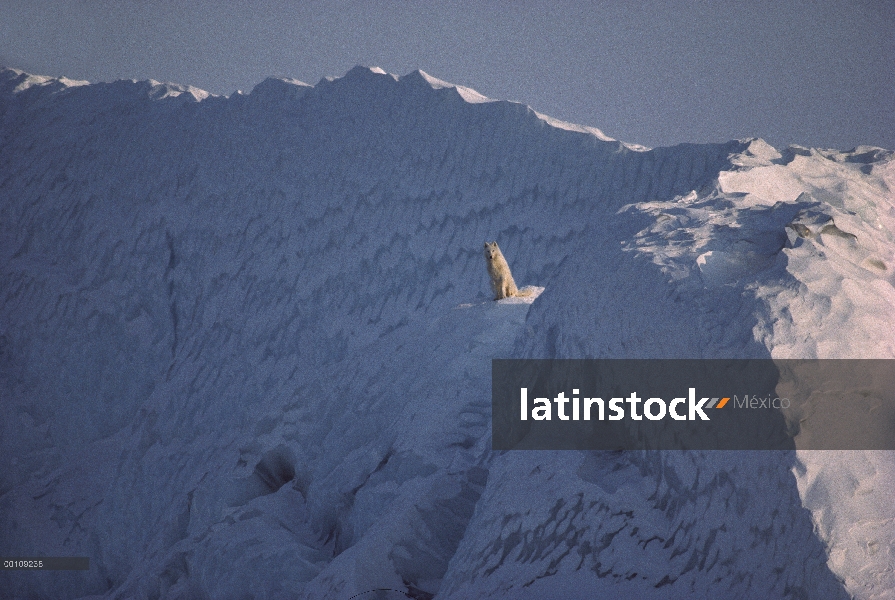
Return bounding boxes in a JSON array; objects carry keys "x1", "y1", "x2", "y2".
[{"x1": 484, "y1": 241, "x2": 532, "y2": 300}]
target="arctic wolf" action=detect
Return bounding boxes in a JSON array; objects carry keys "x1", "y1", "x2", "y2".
[{"x1": 484, "y1": 241, "x2": 531, "y2": 300}]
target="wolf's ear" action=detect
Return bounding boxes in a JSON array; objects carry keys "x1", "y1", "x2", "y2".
[{"x1": 484, "y1": 242, "x2": 489, "y2": 248}]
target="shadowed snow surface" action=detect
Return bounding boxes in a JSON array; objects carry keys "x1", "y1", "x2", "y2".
[{"x1": 0, "y1": 65, "x2": 893, "y2": 599}]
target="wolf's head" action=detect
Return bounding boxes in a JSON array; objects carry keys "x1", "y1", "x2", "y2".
[{"x1": 484, "y1": 241, "x2": 502, "y2": 262}]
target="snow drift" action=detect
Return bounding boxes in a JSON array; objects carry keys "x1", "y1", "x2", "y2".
[{"x1": 0, "y1": 65, "x2": 893, "y2": 599}]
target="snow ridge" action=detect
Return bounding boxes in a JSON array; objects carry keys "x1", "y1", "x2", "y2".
[{"x1": 0, "y1": 66, "x2": 892, "y2": 599}]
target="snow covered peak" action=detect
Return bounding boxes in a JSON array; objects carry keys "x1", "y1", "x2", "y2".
[
  {"x1": 531, "y1": 109, "x2": 625, "y2": 145},
  {"x1": 249, "y1": 76, "x2": 312, "y2": 102},
  {"x1": 404, "y1": 69, "x2": 454, "y2": 89},
  {"x1": 0, "y1": 66, "x2": 89, "y2": 96},
  {"x1": 141, "y1": 79, "x2": 212, "y2": 102},
  {"x1": 728, "y1": 137, "x2": 783, "y2": 166},
  {"x1": 349, "y1": 65, "x2": 390, "y2": 76},
  {"x1": 337, "y1": 64, "x2": 399, "y2": 84},
  {"x1": 0, "y1": 67, "x2": 214, "y2": 105},
  {"x1": 402, "y1": 69, "x2": 495, "y2": 104},
  {"x1": 0, "y1": 64, "x2": 631, "y2": 145}
]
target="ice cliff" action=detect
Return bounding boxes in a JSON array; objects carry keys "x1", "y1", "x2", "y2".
[{"x1": 1, "y1": 65, "x2": 893, "y2": 599}]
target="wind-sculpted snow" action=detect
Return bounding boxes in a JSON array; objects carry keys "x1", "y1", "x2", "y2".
[{"x1": 0, "y1": 65, "x2": 892, "y2": 599}]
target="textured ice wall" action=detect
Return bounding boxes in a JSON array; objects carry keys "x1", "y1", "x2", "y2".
[{"x1": 0, "y1": 66, "x2": 892, "y2": 599}]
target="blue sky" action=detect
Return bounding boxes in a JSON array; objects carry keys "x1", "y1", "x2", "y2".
[{"x1": 2, "y1": 0, "x2": 893, "y2": 150}]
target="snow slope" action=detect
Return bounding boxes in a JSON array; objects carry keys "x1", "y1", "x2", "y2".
[{"x1": 0, "y1": 65, "x2": 893, "y2": 599}]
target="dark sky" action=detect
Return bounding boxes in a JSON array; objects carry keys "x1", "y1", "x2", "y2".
[{"x1": 2, "y1": 0, "x2": 893, "y2": 150}]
